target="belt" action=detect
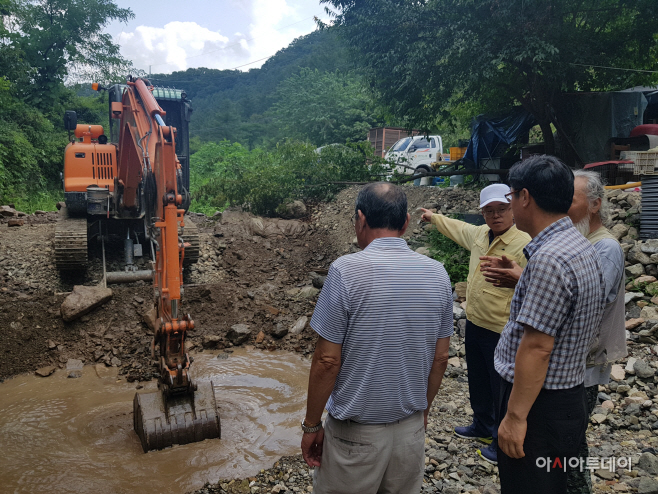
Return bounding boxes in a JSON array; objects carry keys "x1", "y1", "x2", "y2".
[{"x1": 329, "y1": 410, "x2": 420, "y2": 426}]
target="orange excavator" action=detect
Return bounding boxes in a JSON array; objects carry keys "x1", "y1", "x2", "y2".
[{"x1": 58, "y1": 77, "x2": 220, "y2": 452}]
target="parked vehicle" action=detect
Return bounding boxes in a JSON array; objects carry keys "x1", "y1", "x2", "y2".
[{"x1": 384, "y1": 135, "x2": 443, "y2": 184}]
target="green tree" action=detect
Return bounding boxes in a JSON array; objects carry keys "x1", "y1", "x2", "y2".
[
  {"x1": 270, "y1": 68, "x2": 382, "y2": 146},
  {"x1": 9, "y1": 0, "x2": 133, "y2": 108},
  {"x1": 322, "y1": 0, "x2": 658, "y2": 153}
]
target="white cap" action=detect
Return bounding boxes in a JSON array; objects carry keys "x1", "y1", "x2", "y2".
[{"x1": 479, "y1": 183, "x2": 511, "y2": 208}]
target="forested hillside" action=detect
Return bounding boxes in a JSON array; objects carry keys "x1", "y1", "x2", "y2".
[{"x1": 150, "y1": 29, "x2": 387, "y2": 149}]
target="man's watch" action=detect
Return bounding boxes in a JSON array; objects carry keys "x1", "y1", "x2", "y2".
[{"x1": 301, "y1": 419, "x2": 323, "y2": 433}]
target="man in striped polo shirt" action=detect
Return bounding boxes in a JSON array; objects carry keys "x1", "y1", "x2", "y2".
[{"x1": 301, "y1": 182, "x2": 453, "y2": 494}]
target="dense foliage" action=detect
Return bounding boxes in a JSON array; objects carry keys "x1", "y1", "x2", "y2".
[
  {"x1": 190, "y1": 140, "x2": 386, "y2": 216},
  {"x1": 322, "y1": 0, "x2": 658, "y2": 153},
  {"x1": 0, "y1": 0, "x2": 132, "y2": 206},
  {"x1": 427, "y1": 226, "x2": 470, "y2": 283}
]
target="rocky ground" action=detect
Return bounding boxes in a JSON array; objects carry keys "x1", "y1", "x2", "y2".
[{"x1": 3, "y1": 184, "x2": 658, "y2": 494}]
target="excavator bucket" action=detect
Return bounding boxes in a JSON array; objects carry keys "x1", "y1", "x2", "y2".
[{"x1": 133, "y1": 381, "x2": 221, "y2": 452}]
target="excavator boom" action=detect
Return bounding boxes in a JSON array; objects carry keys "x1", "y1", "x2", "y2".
[
  {"x1": 60, "y1": 77, "x2": 220, "y2": 451},
  {"x1": 114, "y1": 78, "x2": 220, "y2": 451}
]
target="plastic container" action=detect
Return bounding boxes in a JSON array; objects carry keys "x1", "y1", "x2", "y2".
[
  {"x1": 450, "y1": 147, "x2": 467, "y2": 161},
  {"x1": 450, "y1": 175, "x2": 464, "y2": 186},
  {"x1": 632, "y1": 151, "x2": 658, "y2": 176}
]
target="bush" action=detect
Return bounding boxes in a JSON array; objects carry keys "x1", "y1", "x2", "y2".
[
  {"x1": 189, "y1": 139, "x2": 387, "y2": 216},
  {"x1": 427, "y1": 226, "x2": 470, "y2": 283}
]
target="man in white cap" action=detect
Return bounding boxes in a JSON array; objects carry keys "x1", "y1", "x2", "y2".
[{"x1": 420, "y1": 183, "x2": 530, "y2": 464}]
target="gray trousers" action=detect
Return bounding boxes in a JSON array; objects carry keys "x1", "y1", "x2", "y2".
[{"x1": 313, "y1": 411, "x2": 425, "y2": 494}]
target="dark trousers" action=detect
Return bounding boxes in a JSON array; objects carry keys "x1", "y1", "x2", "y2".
[
  {"x1": 464, "y1": 320, "x2": 501, "y2": 438},
  {"x1": 566, "y1": 385, "x2": 599, "y2": 494},
  {"x1": 497, "y1": 377, "x2": 588, "y2": 494}
]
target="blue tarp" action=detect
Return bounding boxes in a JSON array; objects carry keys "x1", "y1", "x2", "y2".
[{"x1": 463, "y1": 107, "x2": 537, "y2": 169}]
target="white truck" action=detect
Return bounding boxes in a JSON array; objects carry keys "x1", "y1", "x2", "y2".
[{"x1": 384, "y1": 135, "x2": 443, "y2": 185}]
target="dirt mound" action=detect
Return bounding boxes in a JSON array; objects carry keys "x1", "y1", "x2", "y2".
[
  {"x1": 0, "y1": 184, "x2": 479, "y2": 381},
  {"x1": 315, "y1": 184, "x2": 480, "y2": 256},
  {"x1": 0, "y1": 205, "x2": 338, "y2": 380}
]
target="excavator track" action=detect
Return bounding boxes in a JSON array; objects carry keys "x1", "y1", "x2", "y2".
[
  {"x1": 54, "y1": 206, "x2": 88, "y2": 271},
  {"x1": 181, "y1": 216, "x2": 199, "y2": 267}
]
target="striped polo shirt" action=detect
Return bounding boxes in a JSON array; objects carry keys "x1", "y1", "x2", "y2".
[{"x1": 310, "y1": 237, "x2": 453, "y2": 424}]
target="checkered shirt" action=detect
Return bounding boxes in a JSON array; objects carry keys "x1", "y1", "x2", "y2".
[{"x1": 494, "y1": 217, "x2": 605, "y2": 389}]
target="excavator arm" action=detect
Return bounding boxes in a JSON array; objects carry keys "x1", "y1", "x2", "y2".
[{"x1": 112, "y1": 78, "x2": 220, "y2": 451}]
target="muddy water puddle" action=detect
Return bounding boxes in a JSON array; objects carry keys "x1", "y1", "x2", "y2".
[{"x1": 0, "y1": 348, "x2": 310, "y2": 494}]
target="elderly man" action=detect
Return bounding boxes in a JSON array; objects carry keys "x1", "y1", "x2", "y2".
[
  {"x1": 420, "y1": 183, "x2": 530, "y2": 464},
  {"x1": 301, "y1": 182, "x2": 453, "y2": 494},
  {"x1": 492, "y1": 155, "x2": 605, "y2": 494},
  {"x1": 483, "y1": 170, "x2": 626, "y2": 493}
]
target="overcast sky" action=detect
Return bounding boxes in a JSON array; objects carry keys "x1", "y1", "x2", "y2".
[{"x1": 106, "y1": 0, "x2": 332, "y2": 75}]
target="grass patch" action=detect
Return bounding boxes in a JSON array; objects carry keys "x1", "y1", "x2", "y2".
[{"x1": 5, "y1": 188, "x2": 63, "y2": 213}]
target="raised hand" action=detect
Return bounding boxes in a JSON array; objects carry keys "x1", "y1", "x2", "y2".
[
  {"x1": 419, "y1": 208, "x2": 434, "y2": 223},
  {"x1": 479, "y1": 255, "x2": 522, "y2": 289}
]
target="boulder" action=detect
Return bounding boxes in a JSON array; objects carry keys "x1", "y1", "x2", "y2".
[
  {"x1": 277, "y1": 200, "x2": 307, "y2": 219},
  {"x1": 202, "y1": 335, "x2": 222, "y2": 348},
  {"x1": 457, "y1": 319, "x2": 467, "y2": 338},
  {"x1": 7, "y1": 218, "x2": 24, "y2": 227},
  {"x1": 272, "y1": 323, "x2": 289, "y2": 339},
  {"x1": 646, "y1": 282, "x2": 658, "y2": 297},
  {"x1": 610, "y1": 223, "x2": 630, "y2": 240},
  {"x1": 0, "y1": 205, "x2": 17, "y2": 217},
  {"x1": 625, "y1": 356, "x2": 637, "y2": 373},
  {"x1": 35, "y1": 366, "x2": 56, "y2": 377},
  {"x1": 298, "y1": 286, "x2": 320, "y2": 299},
  {"x1": 625, "y1": 318, "x2": 645, "y2": 330},
  {"x1": 638, "y1": 476, "x2": 658, "y2": 494},
  {"x1": 634, "y1": 359, "x2": 656, "y2": 379},
  {"x1": 610, "y1": 364, "x2": 625, "y2": 382},
  {"x1": 447, "y1": 356, "x2": 461, "y2": 367},
  {"x1": 60, "y1": 285, "x2": 113, "y2": 322},
  {"x1": 141, "y1": 305, "x2": 157, "y2": 331},
  {"x1": 626, "y1": 292, "x2": 644, "y2": 304},
  {"x1": 66, "y1": 358, "x2": 83, "y2": 378},
  {"x1": 453, "y1": 302, "x2": 465, "y2": 320},
  {"x1": 635, "y1": 275, "x2": 658, "y2": 285},
  {"x1": 310, "y1": 273, "x2": 327, "y2": 289},
  {"x1": 642, "y1": 239, "x2": 658, "y2": 255},
  {"x1": 227, "y1": 324, "x2": 251, "y2": 345},
  {"x1": 94, "y1": 364, "x2": 118, "y2": 379},
  {"x1": 626, "y1": 263, "x2": 646, "y2": 278},
  {"x1": 628, "y1": 246, "x2": 653, "y2": 265},
  {"x1": 641, "y1": 306, "x2": 658, "y2": 320},
  {"x1": 591, "y1": 413, "x2": 607, "y2": 424},
  {"x1": 289, "y1": 316, "x2": 308, "y2": 335},
  {"x1": 415, "y1": 247, "x2": 431, "y2": 256}
]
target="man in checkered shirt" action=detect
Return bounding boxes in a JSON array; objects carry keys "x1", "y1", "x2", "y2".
[{"x1": 493, "y1": 155, "x2": 606, "y2": 494}]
